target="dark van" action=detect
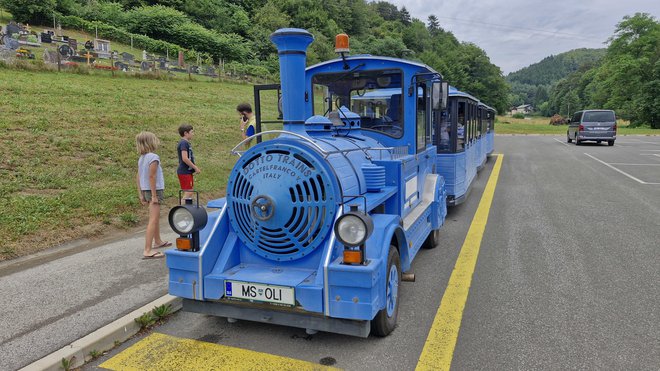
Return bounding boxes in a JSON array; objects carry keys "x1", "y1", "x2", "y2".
[{"x1": 567, "y1": 110, "x2": 617, "y2": 146}]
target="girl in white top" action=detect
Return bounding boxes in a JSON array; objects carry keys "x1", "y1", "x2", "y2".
[{"x1": 136, "y1": 132, "x2": 170, "y2": 259}]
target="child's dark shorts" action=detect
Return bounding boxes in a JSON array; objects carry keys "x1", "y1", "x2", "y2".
[{"x1": 142, "y1": 190, "x2": 165, "y2": 202}]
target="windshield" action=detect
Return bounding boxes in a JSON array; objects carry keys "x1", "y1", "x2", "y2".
[
  {"x1": 312, "y1": 69, "x2": 404, "y2": 138},
  {"x1": 583, "y1": 111, "x2": 615, "y2": 122}
]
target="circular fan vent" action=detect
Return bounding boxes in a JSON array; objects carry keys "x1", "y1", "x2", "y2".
[{"x1": 227, "y1": 144, "x2": 336, "y2": 261}]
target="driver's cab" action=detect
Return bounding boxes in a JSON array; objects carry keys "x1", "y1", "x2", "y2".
[
  {"x1": 303, "y1": 57, "x2": 446, "y2": 156},
  {"x1": 252, "y1": 54, "x2": 447, "y2": 218}
]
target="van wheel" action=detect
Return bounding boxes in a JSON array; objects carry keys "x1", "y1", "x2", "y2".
[
  {"x1": 596, "y1": 140, "x2": 601, "y2": 144},
  {"x1": 372, "y1": 246, "x2": 401, "y2": 337},
  {"x1": 608, "y1": 140, "x2": 615, "y2": 146},
  {"x1": 422, "y1": 228, "x2": 441, "y2": 249},
  {"x1": 575, "y1": 134, "x2": 581, "y2": 146},
  {"x1": 567, "y1": 133, "x2": 572, "y2": 143}
]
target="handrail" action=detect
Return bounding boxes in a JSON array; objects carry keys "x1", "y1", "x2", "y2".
[{"x1": 230, "y1": 130, "x2": 327, "y2": 156}]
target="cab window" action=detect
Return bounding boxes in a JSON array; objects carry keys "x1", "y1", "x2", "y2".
[{"x1": 312, "y1": 69, "x2": 404, "y2": 138}]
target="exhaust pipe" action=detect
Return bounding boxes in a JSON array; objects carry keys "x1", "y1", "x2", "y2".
[{"x1": 402, "y1": 273, "x2": 415, "y2": 282}]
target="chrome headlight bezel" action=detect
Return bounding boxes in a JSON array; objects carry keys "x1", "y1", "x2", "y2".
[{"x1": 334, "y1": 211, "x2": 374, "y2": 247}]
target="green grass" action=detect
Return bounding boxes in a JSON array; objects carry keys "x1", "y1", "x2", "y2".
[
  {"x1": 496, "y1": 116, "x2": 658, "y2": 135},
  {"x1": 0, "y1": 67, "x2": 258, "y2": 259}
]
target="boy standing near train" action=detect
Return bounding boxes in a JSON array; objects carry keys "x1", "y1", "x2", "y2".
[
  {"x1": 177, "y1": 124, "x2": 201, "y2": 200},
  {"x1": 237, "y1": 103, "x2": 256, "y2": 148}
]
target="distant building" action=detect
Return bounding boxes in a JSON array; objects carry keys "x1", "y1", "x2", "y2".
[{"x1": 510, "y1": 104, "x2": 533, "y2": 115}]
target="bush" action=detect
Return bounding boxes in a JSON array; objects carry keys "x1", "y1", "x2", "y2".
[
  {"x1": 512, "y1": 113, "x2": 525, "y2": 119},
  {"x1": 58, "y1": 15, "x2": 195, "y2": 60},
  {"x1": 124, "y1": 5, "x2": 190, "y2": 40},
  {"x1": 76, "y1": 1, "x2": 127, "y2": 28},
  {"x1": 1, "y1": 0, "x2": 56, "y2": 24},
  {"x1": 549, "y1": 114, "x2": 568, "y2": 125}
]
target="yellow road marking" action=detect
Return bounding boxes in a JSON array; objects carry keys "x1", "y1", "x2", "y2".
[
  {"x1": 100, "y1": 332, "x2": 337, "y2": 371},
  {"x1": 416, "y1": 154, "x2": 504, "y2": 371}
]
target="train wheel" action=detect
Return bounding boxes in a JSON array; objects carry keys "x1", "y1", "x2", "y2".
[
  {"x1": 422, "y1": 228, "x2": 441, "y2": 249},
  {"x1": 372, "y1": 246, "x2": 400, "y2": 336}
]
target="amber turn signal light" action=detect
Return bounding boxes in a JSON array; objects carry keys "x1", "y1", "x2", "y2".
[
  {"x1": 343, "y1": 249, "x2": 362, "y2": 264},
  {"x1": 176, "y1": 237, "x2": 193, "y2": 251}
]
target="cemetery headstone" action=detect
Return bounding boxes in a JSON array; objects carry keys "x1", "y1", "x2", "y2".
[
  {"x1": 6, "y1": 22, "x2": 20, "y2": 37},
  {"x1": 121, "y1": 52, "x2": 134, "y2": 62},
  {"x1": 68, "y1": 38, "x2": 77, "y2": 51},
  {"x1": 190, "y1": 65, "x2": 199, "y2": 74},
  {"x1": 40, "y1": 32, "x2": 52, "y2": 43},
  {"x1": 43, "y1": 49, "x2": 59, "y2": 63},
  {"x1": 58, "y1": 44, "x2": 73, "y2": 58},
  {"x1": 84, "y1": 40, "x2": 94, "y2": 51},
  {"x1": 140, "y1": 61, "x2": 150, "y2": 71}
]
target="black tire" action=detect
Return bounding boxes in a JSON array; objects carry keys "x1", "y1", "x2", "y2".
[
  {"x1": 608, "y1": 140, "x2": 615, "y2": 146},
  {"x1": 567, "y1": 134, "x2": 572, "y2": 143},
  {"x1": 422, "y1": 228, "x2": 440, "y2": 249},
  {"x1": 372, "y1": 246, "x2": 401, "y2": 336},
  {"x1": 575, "y1": 134, "x2": 581, "y2": 146}
]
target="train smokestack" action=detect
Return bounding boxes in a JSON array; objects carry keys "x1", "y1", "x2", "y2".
[{"x1": 270, "y1": 28, "x2": 314, "y2": 135}]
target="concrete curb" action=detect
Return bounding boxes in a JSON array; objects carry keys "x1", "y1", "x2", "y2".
[{"x1": 20, "y1": 295, "x2": 182, "y2": 371}]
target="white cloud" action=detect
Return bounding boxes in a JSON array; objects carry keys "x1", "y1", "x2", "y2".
[{"x1": 385, "y1": 0, "x2": 660, "y2": 73}]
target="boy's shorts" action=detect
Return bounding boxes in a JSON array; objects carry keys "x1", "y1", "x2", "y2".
[
  {"x1": 178, "y1": 174, "x2": 194, "y2": 190},
  {"x1": 142, "y1": 190, "x2": 165, "y2": 202}
]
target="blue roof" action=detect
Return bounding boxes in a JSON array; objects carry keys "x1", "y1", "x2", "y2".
[{"x1": 448, "y1": 85, "x2": 479, "y2": 102}]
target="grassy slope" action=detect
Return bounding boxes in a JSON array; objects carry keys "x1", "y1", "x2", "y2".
[{"x1": 0, "y1": 68, "x2": 256, "y2": 260}]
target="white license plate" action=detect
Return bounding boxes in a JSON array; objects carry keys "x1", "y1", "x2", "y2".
[
  {"x1": 594, "y1": 127, "x2": 609, "y2": 130},
  {"x1": 225, "y1": 280, "x2": 295, "y2": 306}
]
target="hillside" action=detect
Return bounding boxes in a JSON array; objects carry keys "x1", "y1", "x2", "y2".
[
  {"x1": 1, "y1": 0, "x2": 510, "y2": 112},
  {"x1": 507, "y1": 48, "x2": 606, "y2": 86},
  {"x1": 0, "y1": 67, "x2": 263, "y2": 260},
  {"x1": 506, "y1": 48, "x2": 606, "y2": 110}
]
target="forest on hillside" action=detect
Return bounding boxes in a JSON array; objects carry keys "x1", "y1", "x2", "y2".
[
  {"x1": 507, "y1": 13, "x2": 658, "y2": 127},
  {"x1": 507, "y1": 48, "x2": 606, "y2": 110},
  {"x1": 547, "y1": 14, "x2": 659, "y2": 127},
  {"x1": 1, "y1": 0, "x2": 510, "y2": 112}
]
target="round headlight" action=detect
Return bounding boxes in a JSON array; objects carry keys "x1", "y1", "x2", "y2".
[
  {"x1": 334, "y1": 211, "x2": 373, "y2": 247},
  {"x1": 171, "y1": 207, "x2": 194, "y2": 234}
]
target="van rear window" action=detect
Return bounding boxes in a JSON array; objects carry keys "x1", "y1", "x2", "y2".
[{"x1": 583, "y1": 111, "x2": 615, "y2": 122}]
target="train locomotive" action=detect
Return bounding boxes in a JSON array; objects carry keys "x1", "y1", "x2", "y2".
[{"x1": 166, "y1": 28, "x2": 455, "y2": 337}]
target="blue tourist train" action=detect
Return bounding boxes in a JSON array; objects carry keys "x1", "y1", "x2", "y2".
[{"x1": 165, "y1": 28, "x2": 495, "y2": 337}]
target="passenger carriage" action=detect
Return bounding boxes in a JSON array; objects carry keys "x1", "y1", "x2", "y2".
[
  {"x1": 433, "y1": 87, "x2": 492, "y2": 206},
  {"x1": 165, "y1": 28, "x2": 458, "y2": 337}
]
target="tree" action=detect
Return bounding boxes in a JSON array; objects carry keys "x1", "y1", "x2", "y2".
[
  {"x1": 399, "y1": 6, "x2": 411, "y2": 25},
  {"x1": 427, "y1": 15, "x2": 440, "y2": 35},
  {"x1": 1, "y1": 0, "x2": 56, "y2": 24}
]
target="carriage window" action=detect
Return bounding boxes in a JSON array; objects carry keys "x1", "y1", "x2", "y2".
[
  {"x1": 477, "y1": 109, "x2": 483, "y2": 138},
  {"x1": 312, "y1": 70, "x2": 403, "y2": 138},
  {"x1": 457, "y1": 101, "x2": 466, "y2": 150}
]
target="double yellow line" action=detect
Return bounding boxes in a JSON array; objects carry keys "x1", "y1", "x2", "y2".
[{"x1": 417, "y1": 154, "x2": 503, "y2": 370}]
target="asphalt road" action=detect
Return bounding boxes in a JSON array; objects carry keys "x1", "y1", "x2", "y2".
[
  {"x1": 7, "y1": 136, "x2": 660, "y2": 370},
  {"x1": 0, "y1": 225, "x2": 176, "y2": 370}
]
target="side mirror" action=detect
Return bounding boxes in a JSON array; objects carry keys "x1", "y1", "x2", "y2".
[{"x1": 432, "y1": 81, "x2": 449, "y2": 110}]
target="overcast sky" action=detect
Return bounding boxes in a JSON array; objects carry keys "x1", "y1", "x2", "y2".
[{"x1": 386, "y1": 0, "x2": 659, "y2": 75}]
